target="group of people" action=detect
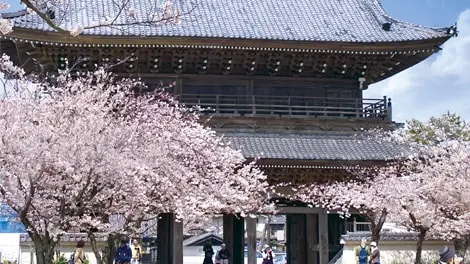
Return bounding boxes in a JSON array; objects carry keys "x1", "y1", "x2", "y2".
[
  {"x1": 355, "y1": 238, "x2": 465, "y2": 264},
  {"x1": 69, "y1": 236, "x2": 465, "y2": 264},
  {"x1": 70, "y1": 238, "x2": 142, "y2": 264},
  {"x1": 114, "y1": 239, "x2": 143, "y2": 264},
  {"x1": 203, "y1": 242, "x2": 274, "y2": 264},
  {"x1": 203, "y1": 242, "x2": 231, "y2": 264},
  {"x1": 354, "y1": 238, "x2": 380, "y2": 264}
]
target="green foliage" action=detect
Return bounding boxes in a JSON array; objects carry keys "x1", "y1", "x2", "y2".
[
  {"x1": 407, "y1": 112, "x2": 470, "y2": 145},
  {"x1": 52, "y1": 254, "x2": 89, "y2": 264},
  {"x1": 53, "y1": 255, "x2": 68, "y2": 264}
]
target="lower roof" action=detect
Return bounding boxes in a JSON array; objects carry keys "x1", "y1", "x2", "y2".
[{"x1": 223, "y1": 132, "x2": 405, "y2": 161}]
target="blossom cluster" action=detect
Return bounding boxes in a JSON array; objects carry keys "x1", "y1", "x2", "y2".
[
  {"x1": 294, "y1": 119, "x2": 470, "y2": 241},
  {"x1": 0, "y1": 66, "x2": 269, "y2": 237}
]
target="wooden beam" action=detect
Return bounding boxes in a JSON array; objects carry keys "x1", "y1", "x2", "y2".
[
  {"x1": 7, "y1": 28, "x2": 449, "y2": 53},
  {"x1": 277, "y1": 207, "x2": 324, "y2": 214}
]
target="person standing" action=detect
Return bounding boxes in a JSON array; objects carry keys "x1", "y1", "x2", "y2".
[
  {"x1": 368, "y1": 242, "x2": 380, "y2": 264},
  {"x1": 354, "y1": 238, "x2": 370, "y2": 264},
  {"x1": 438, "y1": 246, "x2": 464, "y2": 264},
  {"x1": 218, "y1": 243, "x2": 231, "y2": 264},
  {"x1": 131, "y1": 239, "x2": 142, "y2": 264},
  {"x1": 262, "y1": 245, "x2": 275, "y2": 264},
  {"x1": 115, "y1": 239, "x2": 132, "y2": 264},
  {"x1": 203, "y1": 242, "x2": 214, "y2": 264},
  {"x1": 72, "y1": 240, "x2": 86, "y2": 264}
]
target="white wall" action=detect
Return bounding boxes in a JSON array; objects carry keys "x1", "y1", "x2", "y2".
[
  {"x1": 20, "y1": 242, "x2": 106, "y2": 264},
  {"x1": 0, "y1": 233, "x2": 21, "y2": 262},
  {"x1": 341, "y1": 240, "x2": 453, "y2": 264}
]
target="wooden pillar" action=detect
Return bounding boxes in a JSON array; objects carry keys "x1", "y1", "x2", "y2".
[
  {"x1": 286, "y1": 214, "x2": 308, "y2": 264},
  {"x1": 223, "y1": 214, "x2": 245, "y2": 264},
  {"x1": 246, "y1": 217, "x2": 257, "y2": 264},
  {"x1": 306, "y1": 214, "x2": 319, "y2": 264},
  {"x1": 285, "y1": 209, "x2": 329, "y2": 264},
  {"x1": 318, "y1": 211, "x2": 329, "y2": 264},
  {"x1": 156, "y1": 213, "x2": 183, "y2": 264}
]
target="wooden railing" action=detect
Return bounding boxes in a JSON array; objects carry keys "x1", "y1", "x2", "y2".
[
  {"x1": 347, "y1": 221, "x2": 372, "y2": 232},
  {"x1": 178, "y1": 94, "x2": 392, "y2": 120}
]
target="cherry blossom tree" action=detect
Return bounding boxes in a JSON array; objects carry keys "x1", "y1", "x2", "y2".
[
  {"x1": 293, "y1": 162, "x2": 407, "y2": 243},
  {"x1": 406, "y1": 113, "x2": 470, "y2": 258},
  {"x1": 0, "y1": 63, "x2": 269, "y2": 264},
  {"x1": 383, "y1": 141, "x2": 470, "y2": 264}
]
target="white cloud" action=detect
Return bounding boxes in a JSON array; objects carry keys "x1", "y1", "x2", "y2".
[{"x1": 365, "y1": 9, "x2": 470, "y2": 122}]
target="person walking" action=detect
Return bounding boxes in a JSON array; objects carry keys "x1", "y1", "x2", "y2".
[
  {"x1": 262, "y1": 245, "x2": 275, "y2": 264},
  {"x1": 70, "y1": 240, "x2": 86, "y2": 264},
  {"x1": 438, "y1": 246, "x2": 464, "y2": 264},
  {"x1": 218, "y1": 243, "x2": 231, "y2": 264},
  {"x1": 203, "y1": 242, "x2": 215, "y2": 264},
  {"x1": 115, "y1": 239, "x2": 132, "y2": 264},
  {"x1": 368, "y1": 241, "x2": 380, "y2": 264},
  {"x1": 354, "y1": 238, "x2": 370, "y2": 264},
  {"x1": 130, "y1": 239, "x2": 142, "y2": 264}
]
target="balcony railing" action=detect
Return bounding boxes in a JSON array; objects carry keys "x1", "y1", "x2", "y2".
[
  {"x1": 179, "y1": 94, "x2": 392, "y2": 120},
  {"x1": 347, "y1": 221, "x2": 371, "y2": 232}
]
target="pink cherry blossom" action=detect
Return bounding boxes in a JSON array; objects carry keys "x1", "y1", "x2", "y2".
[{"x1": 0, "y1": 66, "x2": 269, "y2": 264}]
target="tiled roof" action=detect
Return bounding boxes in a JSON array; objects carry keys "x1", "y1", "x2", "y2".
[
  {"x1": 0, "y1": 202, "x2": 17, "y2": 217},
  {"x1": 10, "y1": 0, "x2": 449, "y2": 42},
  {"x1": 223, "y1": 132, "x2": 406, "y2": 161},
  {"x1": 182, "y1": 232, "x2": 223, "y2": 247},
  {"x1": 20, "y1": 233, "x2": 108, "y2": 242},
  {"x1": 342, "y1": 231, "x2": 432, "y2": 241}
]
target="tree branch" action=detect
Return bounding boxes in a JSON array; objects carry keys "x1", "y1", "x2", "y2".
[{"x1": 20, "y1": 0, "x2": 69, "y2": 33}]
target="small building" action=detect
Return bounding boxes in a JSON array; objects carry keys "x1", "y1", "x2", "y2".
[
  {"x1": 0, "y1": 203, "x2": 24, "y2": 263},
  {"x1": 340, "y1": 232, "x2": 451, "y2": 264},
  {"x1": 183, "y1": 233, "x2": 224, "y2": 264},
  {"x1": 0, "y1": 0, "x2": 454, "y2": 263},
  {"x1": 0, "y1": 202, "x2": 25, "y2": 233}
]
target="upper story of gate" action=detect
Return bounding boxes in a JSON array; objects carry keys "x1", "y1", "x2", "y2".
[{"x1": 0, "y1": 0, "x2": 453, "y2": 131}]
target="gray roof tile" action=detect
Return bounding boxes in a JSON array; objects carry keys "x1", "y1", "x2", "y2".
[
  {"x1": 223, "y1": 133, "x2": 405, "y2": 161},
  {"x1": 20, "y1": 233, "x2": 108, "y2": 242},
  {"x1": 11, "y1": 0, "x2": 449, "y2": 42},
  {"x1": 342, "y1": 231, "x2": 442, "y2": 241}
]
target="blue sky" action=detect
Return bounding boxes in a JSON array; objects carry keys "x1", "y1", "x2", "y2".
[
  {"x1": 366, "y1": 0, "x2": 470, "y2": 122},
  {"x1": 2, "y1": 0, "x2": 470, "y2": 122}
]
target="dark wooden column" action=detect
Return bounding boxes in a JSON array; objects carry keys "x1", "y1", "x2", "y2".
[
  {"x1": 286, "y1": 214, "x2": 308, "y2": 264},
  {"x1": 283, "y1": 208, "x2": 329, "y2": 264},
  {"x1": 223, "y1": 214, "x2": 245, "y2": 264},
  {"x1": 156, "y1": 213, "x2": 183, "y2": 264}
]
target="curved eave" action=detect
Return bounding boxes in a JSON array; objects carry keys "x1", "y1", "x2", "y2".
[
  {"x1": 253, "y1": 159, "x2": 392, "y2": 169},
  {"x1": 3, "y1": 28, "x2": 451, "y2": 54}
]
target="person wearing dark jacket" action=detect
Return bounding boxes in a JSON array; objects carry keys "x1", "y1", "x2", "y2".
[
  {"x1": 115, "y1": 239, "x2": 132, "y2": 264},
  {"x1": 203, "y1": 242, "x2": 215, "y2": 264},
  {"x1": 218, "y1": 243, "x2": 231, "y2": 264}
]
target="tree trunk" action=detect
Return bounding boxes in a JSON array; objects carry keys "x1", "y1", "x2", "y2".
[
  {"x1": 367, "y1": 209, "x2": 388, "y2": 243},
  {"x1": 88, "y1": 231, "x2": 103, "y2": 264},
  {"x1": 104, "y1": 233, "x2": 117, "y2": 264},
  {"x1": 455, "y1": 236, "x2": 470, "y2": 258},
  {"x1": 414, "y1": 229, "x2": 427, "y2": 264},
  {"x1": 31, "y1": 234, "x2": 55, "y2": 264},
  {"x1": 258, "y1": 220, "x2": 266, "y2": 251},
  {"x1": 266, "y1": 215, "x2": 271, "y2": 247}
]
